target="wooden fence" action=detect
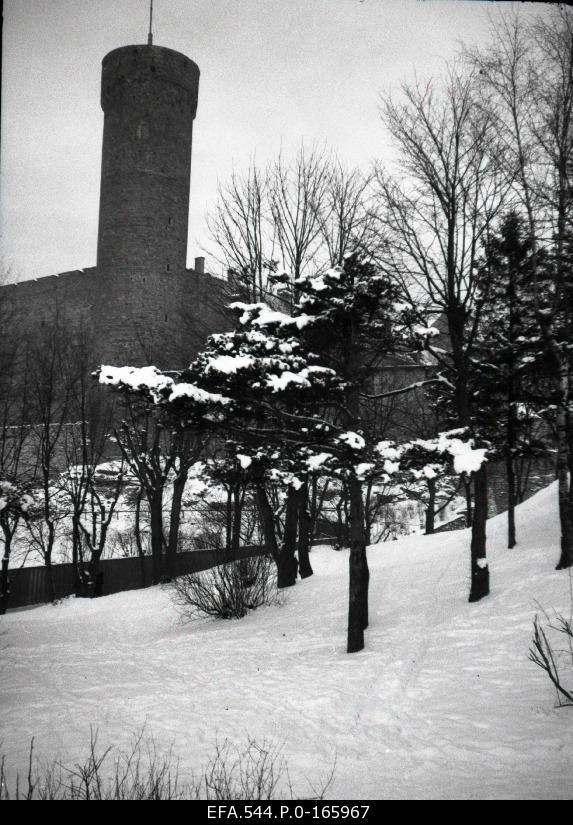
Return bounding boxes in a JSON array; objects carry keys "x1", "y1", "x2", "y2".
[{"x1": 7, "y1": 545, "x2": 266, "y2": 610}]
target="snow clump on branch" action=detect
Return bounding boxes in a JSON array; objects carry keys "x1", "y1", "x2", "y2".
[
  {"x1": 98, "y1": 365, "x2": 230, "y2": 406},
  {"x1": 229, "y1": 302, "x2": 313, "y2": 330}
]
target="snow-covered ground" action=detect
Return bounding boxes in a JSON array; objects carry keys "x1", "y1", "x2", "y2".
[{"x1": 1, "y1": 482, "x2": 571, "y2": 799}]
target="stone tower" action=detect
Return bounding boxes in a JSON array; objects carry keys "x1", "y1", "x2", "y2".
[{"x1": 95, "y1": 43, "x2": 200, "y2": 365}]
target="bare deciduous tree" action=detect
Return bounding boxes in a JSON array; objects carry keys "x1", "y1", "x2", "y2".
[
  {"x1": 269, "y1": 146, "x2": 331, "y2": 288},
  {"x1": 375, "y1": 63, "x2": 511, "y2": 601},
  {"x1": 206, "y1": 163, "x2": 277, "y2": 302}
]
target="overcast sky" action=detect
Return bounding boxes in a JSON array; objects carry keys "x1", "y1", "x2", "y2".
[{"x1": 1, "y1": 0, "x2": 549, "y2": 282}]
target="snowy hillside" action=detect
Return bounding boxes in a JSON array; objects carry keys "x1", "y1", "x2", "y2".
[{"x1": 1, "y1": 482, "x2": 571, "y2": 800}]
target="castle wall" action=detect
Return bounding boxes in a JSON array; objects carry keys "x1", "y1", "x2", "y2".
[
  {"x1": 93, "y1": 266, "x2": 232, "y2": 368},
  {"x1": 0, "y1": 265, "x2": 232, "y2": 372},
  {"x1": 2, "y1": 268, "x2": 97, "y2": 352}
]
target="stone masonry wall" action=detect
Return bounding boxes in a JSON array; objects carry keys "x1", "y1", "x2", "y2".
[{"x1": 0, "y1": 265, "x2": 232, "y2": 374}]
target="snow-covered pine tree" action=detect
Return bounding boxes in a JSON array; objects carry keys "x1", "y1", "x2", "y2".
[
  {"x1": 290, "y1": 253, "x2": 418, "y2": 651},
  {"x1": 99, "y1": 254, "x2": 436, "y2": 653},
  {"x1": 98, "y1": 366, "x2": 219, "y2": 583},
  {"x1": 180, "y1": 314, "x2": 343, "y2": 588}
]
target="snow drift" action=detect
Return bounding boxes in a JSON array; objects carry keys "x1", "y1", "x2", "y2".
[{"x1": 0, "y1": 482, "x2": 571, "y2": 799}]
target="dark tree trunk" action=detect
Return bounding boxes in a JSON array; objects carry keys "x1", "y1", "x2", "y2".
[
  {"x1": 72, "y1": 513, "x2": 82, "y2": 595},
  {"x1": 297, "y1": 482, "x2": 313, "y2": 579},
  {"x1": 309, "y1": 475, "x2": 319, "y2": 543},
  {"x1": 88, "y1": 551, "x2": 104, "y2": 599},
  {"x1": 166, "y1": 473, "x2": 186, "y2": 580},
  {"x1": 555, "y1": 385, "x2": 573, "y2": 569},
  {"x1": 364, "y1": 482, "x2": 373, "y2": 546},
  {"x1": 568, "y1": 413, "x2": 573, "y2": 509},
  {"x1": 45, "y1": 554, "x2": 57, "y2": 604},
  {"x1": 134, "y1": 487, "x2": 147, "y2": 588},
  {"x1": 335, "y1": 486, "x2": 350, "y2": 549},
  {"x1": 449, "y1": 308, "x2": 490, "y2": 602},
  {"x1": 0, "y1": 554, "x2": 9, "y2": 615},
  {"x1": 225, "y1": 486, "x2": 233, "y2": 552},
  {"x1": 149, "y1": 492, "x2": 164, "y2": 584},
  {"x1": 425, "y1": 477, "x2": 436, "y2": 535},
  {"x1": 231, "y1": 485, "x2": 243, "y2": 554},
  {"x1": 347, "y1": 476, "x2": 369, "y2": 653},
  {"x1": 277, "y1": 486, "x2": 299, "y2": 588},
  {"x1": 506, "y1": 244, "x2": 518, "y2": 550},
  {"x1": 335, "y1": 495, "x2": 344, "y2": 548},
  {"x1": 553, "y1": 162, "x2": 573, "y2": 569},
  {"x1": 256, "y1": 484, "x2": 279, "y2": 563},
  {"x1": 275, "y1": 553, "x2": 298, "y2": 589},
  {"x1": 0, "y1": 523, "x2": 13, "y2": 615},
  {"x1": 463, "y1": 478, "x2": 473, "y2": 528},
  {"x1": 506, "y1": 451, "x2": 517, "y2": 550},
  {"x1": 469, "y1": 465, "x2": 490, "y2": 603}
]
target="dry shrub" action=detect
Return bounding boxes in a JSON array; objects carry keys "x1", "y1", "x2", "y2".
[
  {"x1": 0, "y1": 730, "x2": 334, "y2": 800},
  {"x1": 170, "y1": 553, "x2": 279, "y2": 620}
]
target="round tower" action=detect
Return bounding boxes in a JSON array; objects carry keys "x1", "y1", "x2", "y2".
[
  {"x1": 95, "y1": 44, "x2": 200, "y2": 365},
  {"x1": 97, "y1": 44, "x2": 199, "y2": 274}
]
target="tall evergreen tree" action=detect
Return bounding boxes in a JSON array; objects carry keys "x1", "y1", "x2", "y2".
[{"x1": 473, "y1": 212, "x2": 547, "y2": 548}]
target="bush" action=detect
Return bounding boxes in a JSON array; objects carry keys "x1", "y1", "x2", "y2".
[
  {"x1": 529, "y1": 609, "x2": 573, "y2": 707},
  {"x1": 0, "y1": 730, "x2": 183, "y2": 801},
  {"x1": 169, "y1": 553, "x2": 279, "y2": 620},
  {"x1": 0, "y1": 731, "x2": 334, "y2": 800}
]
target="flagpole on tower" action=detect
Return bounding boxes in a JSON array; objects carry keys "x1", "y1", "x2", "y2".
[{"x1": 147, "y1": 0, "x2": 154, "y2": 46}]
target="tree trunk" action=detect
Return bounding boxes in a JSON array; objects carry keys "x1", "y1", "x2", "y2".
[
  {"x1": 72, "y1": 512, "x2": 83, "y2": 595},
  {"x1": 425, "y1": 477, "x2": 436, "y2": 535},
  {"x1": 231, "y1": 485, "x2": 243, "y2": 554},
  {"x1": 88, "y1": 550, "x2": 104, "y2": 599},
  {"x1": 166, "y1": 474, "x2": 186, "y2": 580},
  {"x1": 506, "y1": 451, "x2": 517, "y2": 550},
  {"x1": 297, "y1": 482, "x2": 313, "y2": 579},
  {"x1": 256, "y1": 485, "x2": 279, "y2": 564},
  {"x1": 134, "y1": 487, "x2": 147, "y2": 588},
  {"x1": 278, "y1": 486, "x2": 298, "y2": 588},
  {"x1": 0, "y1": 522, "x2": 14, "y2": 615},
  {"x1": 0, "y1": 554, "x2": 9, "y2": 615},
  {"x1": 449, "y1": 310, "x2": 490, "y2": 602},
  {"x1": 45, "y1": 553, "x2": 57, "y2": 604},
  {"x1": 364, "y1": 481, "x2": 373, "y2": 546},
  {"x1": 568, "y1": 412, "x2": 573, "y2": 509},
  {"x1": 469, "y1": 465, "x2": 490, "y2": 603},
  {"x1": 463, "y1": 478, "x2": 473, "y2": 528},
  {"x1": 506, "y1": 241, "x2": 518, "y2": 550},
  {"x1": 149, "y1": 492, "x2": 164, "y2": 584},
  {"x1": 225, "y1": 486, "x2": 233, "y2": 552},
  {"x1": 347, "y1": 476, "x2": 369, "y2": 653},
  {"x1": 555, "y1": 418, "x2": 573, "y2": 569}
]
